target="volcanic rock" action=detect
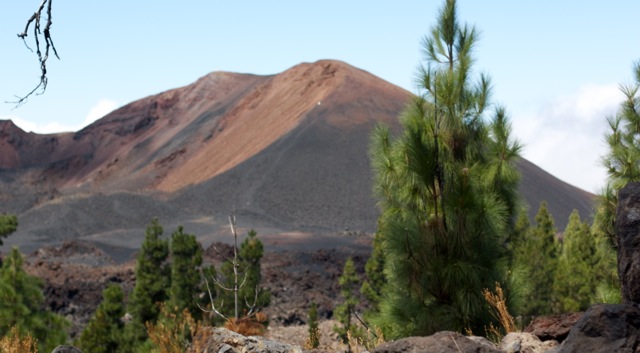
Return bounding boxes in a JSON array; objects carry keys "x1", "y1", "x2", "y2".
[
  {"x1": 554, "y1": 304, "x2": 640, "y2": 353},
  {"x1": 616, "y1": 182, "x2": 640, "y2": 304},
  {"x1": 525, "y1": 312, "x2": 582, "y2": 343},
  {"x1": 372, "y1": 331, "x2": 501, "y2": 353},
  {"x1": 499, "y1": 332, "x2": 558, "y2": 353},
  {"x1": 51, "y1": 346, "x2": 83, "y2": 353},
  {"x1": 189, "y1": 327, "x2": 302, "y2": 353}
]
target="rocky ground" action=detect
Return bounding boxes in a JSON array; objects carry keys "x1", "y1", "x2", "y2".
[{"x1": 22, "y1": 235, "x2": 372, "y2": 339}]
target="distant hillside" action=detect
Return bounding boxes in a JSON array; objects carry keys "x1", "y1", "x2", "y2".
[{"x1": 0, "y1": 60, "x2": 594, "y2": 256}]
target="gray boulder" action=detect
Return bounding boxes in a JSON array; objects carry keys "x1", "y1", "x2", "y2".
[
  {"x1": 555, "y1": 303, "x2": 640, "y2": 353},
  {"x1": 616, "y1": 182, "x2": 640, "y2": 304},
  {"x1": 51, "y1": 346, "x2": 83, "y2": 353},
  {"x1": 188, "y1": 327, "x2": 302, "y2": 353},
  {"x1": 499, "y1": 332, "x2": 558, "y2": 353},
  {"x1": 372, "y1": 331, "x2": 501, "y2": 353}
]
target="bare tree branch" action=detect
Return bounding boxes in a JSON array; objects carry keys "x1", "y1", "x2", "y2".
[
  {"x1": 10, "y1": 0, "x2": 60, "y2": 107},
  {"x1": 199, "y1": 210, "x2": 267, "y2": 322},
  {"x1": 198, "y1": 276, "x2": 229, "y2": 321},
  {"x1": 210, "y1": 243, "x2": 234, "y2": 264},
  {"x1": 243, "y1": 286, "x2": 261, "y2": 318}
]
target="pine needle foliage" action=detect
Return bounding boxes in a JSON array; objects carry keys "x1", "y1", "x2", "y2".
[
  {"x1": 554, "y1": 210, "x2": 598, "y2": 312},
  {"x1": 513, "y1": 202, "x2": 559, "y2": 317},
  {"x1": 76, "y1": 284, "x2": 126, "y2": 353},
  {"x1": 334, "y1": 258, "x2": 363, "y2": 347},
  {"x1": 0, "y1": 248, "x2": 68, "y2": 353},
  {"x1": 127, "y1": 219, "x2": 171, "y2": 347},
  {"x1": 360, "y1": 231, "x2": 385, "y2": 321},
  {"x1": 167, "y1": 226, "x2": 204, "y2": 320},
  {"x1": 370, "y1": 0, "x2": 521, "y2": 339},
  {"x1": 0, "y1": 215, "x2": 17, "y2": 248},
  {"x1": 597, "y1": 60, "x2": 640, "y2": 246},
  {"x1": 591, "y1": 60, "x2": 640, "y2": 301}
]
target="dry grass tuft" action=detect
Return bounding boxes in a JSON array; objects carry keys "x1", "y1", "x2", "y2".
[
  {"x1": 483, "y1": 282, "x2": 516, "y2": 340},
  {"x1": 0, "y1": 327, "x2": 38, "y2": 353},
  {"x1": 343, "y1": 326, "x2": 385, "y2": 353},
  {"x1": 147, "y1": 307, "x2": 202, "y2": 353},
  {"x1": 223, "y1": 312, "x2": 267, "y2": 337}
]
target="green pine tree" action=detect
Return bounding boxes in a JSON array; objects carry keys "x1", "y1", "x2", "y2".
[
  {"x1": 515, "y1": 202, "x2": 559, "y2": 317},
  {"x1": 167, "y1": 226, "x2": 204, "y2": 320},
  {"x1": 334, "y1": 257, "x2": 362, "y2": 348},
  {"x1": 506, "y1": 208, "x2": 533, "y2": 319},
  {"x1": 0, "y1": 214, "x2": 17, "y2": 246},
  {"x1": 591, "y1": 60, "x2": 640, "y2": 302},
  {"x1": 554, "y1": 210, "x2": 597, "y2": 312},
  {"x1": 238, "y1": 229, "x2": 270, "y2": 312},
  {"x1": 0, "y1": 247, "x2": 69, "y2": 353},
  {"x1": 77, "y1": 284, "x2": 126, "y2": 353},
  {"x1": 126, "y1": 218, "x2": 171, "y2": 347},
  {"x1": 597, "y1": 60, "x2": 640, "y2": 245},
  {"x1": 370, "y1": 0, "x2": 521, "y2": 338},
  {"x1": 593, "y1": 233, "x2": 622, "y2": 304},
  {"x1": 509, "y1": 209, "x2": 531, "y2": 261},
  {"x1": 360, "y1": 231, "x2": 385, "y2": 322}
]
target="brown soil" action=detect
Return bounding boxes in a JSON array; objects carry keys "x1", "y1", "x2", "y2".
[{"x1": 23, "y1": 235, "x2": 371, "y2": 340}]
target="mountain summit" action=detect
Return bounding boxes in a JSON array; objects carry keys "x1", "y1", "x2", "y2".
[{"x1": 0, "y1": 60, "x2": 593, "y2": 255}]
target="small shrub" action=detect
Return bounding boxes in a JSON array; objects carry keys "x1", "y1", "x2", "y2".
[
  {"x1": 0, "y1": 327, "x2": 38, "y2": 353},
  {"x1": 304, "y1": 302, "x2": 320, "y2": 349},
  {"x1": 146, "y1": 305, "x2": 201, "y2": 353},
  {"x1": 342, "y1": 327, "x2": 385, "y2": 353},
  {"x1": 304, "y1": 327, "x2": 320, "y2": 350}
]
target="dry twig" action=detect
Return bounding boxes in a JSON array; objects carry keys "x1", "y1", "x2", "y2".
[
  {"x1": 10, "y1": 0, "x2": 60, "y2": 107},
  {"x1": 198, "y1": 211, "x2": 263, "y2": 323}
]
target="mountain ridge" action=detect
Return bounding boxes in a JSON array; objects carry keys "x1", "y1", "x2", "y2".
[{"x1": 0, "y1": 59, "x2": 594, "y2": 257}]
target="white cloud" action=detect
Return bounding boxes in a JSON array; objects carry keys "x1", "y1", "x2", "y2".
[
  {"x1": 2, "y1": 98, "x2": 118, "y2": 134},
  {"x1": 513, "y1": 83, "x2": 621, "y2": 193},
  {"x1": 82, "y1": 98, "x2": 118, "y2": 128},
  {"x1": 6, "y1": 115, "x2": 77, "y2": 134}
]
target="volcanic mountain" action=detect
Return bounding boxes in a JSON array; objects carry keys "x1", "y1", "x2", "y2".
[{"x1": 0, "y1": 60, "x2": 594, "y2": 258}]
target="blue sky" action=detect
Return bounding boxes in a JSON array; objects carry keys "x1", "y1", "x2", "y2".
[{"x1": 2, "y1": 1, "x2": 640, "y2": 195}]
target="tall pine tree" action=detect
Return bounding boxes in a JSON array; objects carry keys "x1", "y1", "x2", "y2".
[
  {"x1": 554, "y1": 210, "x2": 597, "y2": 312},
  {"x1": 514, "y1": 202, "x2": 559, "y2": 317},
  {"x1": 126, "y1": 218, "x2": 170, "y2": 347},
  {"x1": 360, "y1": 231, "x2": 385, "y2": 322},
  {"x1": 77, "y1": 284, "x2": 125, "y2": 353},
  {"x1": 167, "y1": 226, "x2": 204, "y2": 320},
  {"x1": 370, "y1": 0, "x2": 521, "y2": 338}
]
